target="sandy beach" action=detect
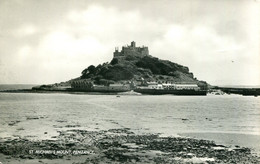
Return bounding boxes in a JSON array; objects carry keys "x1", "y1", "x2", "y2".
[{"x1": 0, "y1": 93, "x2": 259, "y2": 163}]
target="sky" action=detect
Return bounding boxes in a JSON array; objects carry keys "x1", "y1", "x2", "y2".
[{"x1": 0, "y1": 0, "x2": 259, "y2": 85}]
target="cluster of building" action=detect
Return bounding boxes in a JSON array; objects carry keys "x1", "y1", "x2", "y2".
[
  {"x1": 71, "y1": 79, "x2": 131, "y2": 92},
  {"x1": 139, "y1": 81, "x2": 200, "y2": 90},
  {"x1": 71, "y1": 79, "x2": 200, "y2": 92},
  {"x1": 113, "y1": 41, "x2": 149, "y2": 58}
]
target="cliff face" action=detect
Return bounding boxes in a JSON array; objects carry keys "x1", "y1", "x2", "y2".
[{"x1": 80, "y1": 53, "x2": 207, "y2": 87}]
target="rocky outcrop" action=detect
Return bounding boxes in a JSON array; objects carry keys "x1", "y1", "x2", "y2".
[{"x1": 80, "y1": 51, "x2": 207, "y2": 88}]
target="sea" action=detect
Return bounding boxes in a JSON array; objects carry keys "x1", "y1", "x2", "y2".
[
  {"x1": 0, "y1": 84, "x2": 37, "y2": 91},
  {"x1": 0, "y1": 84, "x2": 260, "y2": 154}
]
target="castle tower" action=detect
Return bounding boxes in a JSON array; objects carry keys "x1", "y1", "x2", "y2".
[
  {"x1": 113, "y1": 47, "x2": 120, "y2": 57},
  {"x1": 131, "y1": 41, "x2": 136, "y2": 48},
  {"x1": 113, "y1": 41, "x2": 149, "y2": 58}
]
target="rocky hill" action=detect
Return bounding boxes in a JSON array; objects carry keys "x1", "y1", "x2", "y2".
[
  {"x1": 80, "y1": 47, "x2": 207, "y2": 87},
  {"x1": 34, "y1": 41, "x2": 208, "y2": 90}
]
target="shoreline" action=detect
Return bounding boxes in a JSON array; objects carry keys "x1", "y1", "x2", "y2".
[
  {"x1": 0, "y1": 128, "x2": 259, "y2": 163},
  {"x1": 179, "y1": 132, "x2": 260, "y2": 156},
  {"x1": 1, "y1": 88, "x2": 260, "y2": 97},
  {"x1": 0, "y1": 89, "x2": 122, "y2": 95}
]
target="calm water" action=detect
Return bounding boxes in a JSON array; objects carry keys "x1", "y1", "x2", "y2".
[
  {"x1": 0, "y1": 84, "x2": 36, "y2": 91},
  {"x1": 0, "y1": 92, "x2": 259, "y2": 138}
]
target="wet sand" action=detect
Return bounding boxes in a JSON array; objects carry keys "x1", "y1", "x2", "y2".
[{"x1": 179, "y1": 132, "x2": 260, "y2": 155}]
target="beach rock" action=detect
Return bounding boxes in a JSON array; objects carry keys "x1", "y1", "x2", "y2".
[
  {"x1": 26, "y1": 116, "x2": 39, "y2": 120},
  {"x1": 8, "y1": 120, "x2": 21, "y2": 126},
  {"x1": 0, "y1": 128, "x2": 259, "y2": 163}
]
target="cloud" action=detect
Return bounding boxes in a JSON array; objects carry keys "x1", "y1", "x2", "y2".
[
  {"x1": 0, "y1": 1, "x2": 259, "y2": 85},
  {"x1": 15, "y1": 24, "x2": 37, "y2": 37}
]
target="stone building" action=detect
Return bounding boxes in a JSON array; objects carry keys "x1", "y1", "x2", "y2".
[
  {"x1": 162, "y1": 84, "x2": 200, "y2": 90},
  {"x1": 71, "y1": 79, "x2": 93, "y2": 90},
  {"x1": 71, "y1": 79, "x2": 131, "y2": 92},
  {"x1": 113, "y1": 41, "x2": 149, "y2": 58}
]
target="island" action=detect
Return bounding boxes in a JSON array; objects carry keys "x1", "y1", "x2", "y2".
[{"x1": 32, "y1": 41, "x2": 208, "y2": 95}]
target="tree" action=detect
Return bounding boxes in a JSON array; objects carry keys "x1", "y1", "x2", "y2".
[
  {"x1": 81, "y1": 65, "x2": 96, "y2": 79},
  {"x1": 110, "y1": 58, "x2": 118, "y2": 65},
  {"x1": 87, "y1": 65, "x2": 96, "y2": 74}
]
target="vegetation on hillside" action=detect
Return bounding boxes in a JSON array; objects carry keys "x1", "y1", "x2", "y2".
[{"x1": 80, "y1": 54, "x2": 207, "y2": 87}]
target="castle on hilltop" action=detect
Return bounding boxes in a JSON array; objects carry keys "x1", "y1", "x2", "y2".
[{"x1": 113, "y1": 41, "x2": 149, "y2": 58}]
